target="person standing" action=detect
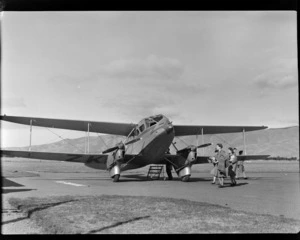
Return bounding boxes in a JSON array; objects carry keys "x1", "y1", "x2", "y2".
[
  {"x1": 236, "y1": 150, "x2": 248, "y2": 179},
  {"x1": 165, "y1": 148, "x2": 173, "y2": 180},
  {"x1": 215, "y1": 143, "x2": 229, "y2": 187},
  {"x1": 233, "y1": 148, "x2": 238, "y2": 173},
  {"x1": 228, "y1": 147, "x2": 237, "y2": 186},
  {"x1": 208, "y1": 150, "x2": 218, "y2": 184}
]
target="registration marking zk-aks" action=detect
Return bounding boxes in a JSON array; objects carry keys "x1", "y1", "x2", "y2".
[{"x1": 55, "y1": 181, "x2": 86, "y2": 187}]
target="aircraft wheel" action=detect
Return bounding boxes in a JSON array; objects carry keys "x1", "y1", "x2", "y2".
[
  {"x1": 113, "y1": 174, "x2": 120, "y2": 182},
  {"x1": 181, "y1": 175, "x2": 190, "y2": 182}
]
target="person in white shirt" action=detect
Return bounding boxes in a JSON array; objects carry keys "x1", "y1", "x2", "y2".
[{"x1": 236, "y1": 150, "x2": 248, "y2": 179}]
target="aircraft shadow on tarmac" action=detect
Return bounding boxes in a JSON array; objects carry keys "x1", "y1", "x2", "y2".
[
  {"x1": 119, "y1": 174, "x2": 150, "y2": 182},
  {"x1": 2, "y1": 177, "x2": 24, "y2": 187},
  {"x1": 2, "y1": 188, "x2": 36, "y2": 194},
  {"x1": 120, "y1": 174, "x2": 212, "y2": 182},
  {"x1": 219, "y1": 182, "x2": 249, "y2": 188}
]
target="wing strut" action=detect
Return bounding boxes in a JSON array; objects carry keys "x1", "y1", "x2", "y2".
[
  {"x1": 243, "y1": 128, "x2": 247, "y2": 155},
  {"x1": 196, "y1": 128, "x2": 204, "y2": 155},
  {"x1": 84, "y1": 132, "x2": 87, "y2": 154},
  {"x1": 29, "y1": 119, "x2": 33, "y2": 151},
  {"x1": 201, "y1": 128, "x2": 204, "y2": 155},
  {"x1": 87, "y1": 123, "x2": 90, "y2": 154}
]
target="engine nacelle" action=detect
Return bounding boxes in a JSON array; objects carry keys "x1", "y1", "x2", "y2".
[
  {"x1": 177, "y1": 148, "x2": 197, "y2": 182},
  {"x1": 178, "y1": 165, "x2": 191, "y2": 178},
  {"x1": 114, "y1": 148, "x2": 125, "y2": 161},
  {"x1": 106, "y1": 148, "x2": 125, "y2": 181},
  {"x1": 185, "y1": 150, "x2": 196, "y2": 164},
  {"x1": 109, "y1": 163, "x2": 121, "y2": 177}
]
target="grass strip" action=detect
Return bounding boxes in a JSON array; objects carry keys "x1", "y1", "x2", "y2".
[{"x1": 8, "y1": 195, "x2": 300, "y2": 234}]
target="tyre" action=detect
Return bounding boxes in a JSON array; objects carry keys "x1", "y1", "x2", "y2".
[
  {"x1": 113, "y1": 174, "x2": 120, "y2": 182},
  {"x1": 181, "y1": 175, "x2": 190, "y2": 182}
]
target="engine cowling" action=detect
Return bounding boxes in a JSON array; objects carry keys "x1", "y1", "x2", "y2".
[
  {"x1": 102, "y1": 137, "x2": 142, "y2": 182},
  {"x1": 176, "y1": 147, "x2": 197, "y2": 182},
  {"x1": 106, "y1": 148, "x2": 125, "y2": 182},
  {"x1": 175, "y1": 143, "x2": 212, "y2": 182}
]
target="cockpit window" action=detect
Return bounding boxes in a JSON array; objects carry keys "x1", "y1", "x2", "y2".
[{"x1": 152, "y1": 115, "x2": 163, "y2": 122}]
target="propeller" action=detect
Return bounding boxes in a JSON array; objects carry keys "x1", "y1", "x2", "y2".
[
  {"x1": 102, "y1": 137, "x2": 141, "y2": 154},
  {"x1": 177, "y1": 143, "x2": 212, "y2": 154}
]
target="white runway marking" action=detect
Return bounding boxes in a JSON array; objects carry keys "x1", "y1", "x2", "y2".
[
  {"x1": 55, "y1": 181, "x2": 86, "y2": 187},
  {"x1": 25, "y1": 171, "x2": 40, "y2": 174}
]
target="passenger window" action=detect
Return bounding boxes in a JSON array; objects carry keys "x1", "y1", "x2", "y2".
[
  {"x1": 139, "y1": 124, "x2": 145, "y2": 133},
  {"x1": 145, "y1": 120, "x2": 150, "y2": 128},
  {"x1": 134, "y1": 129, "x2": 139, "y2": 136},
  {"x1": 150, "y1": 121, "x2": 156, "y2": 127}
]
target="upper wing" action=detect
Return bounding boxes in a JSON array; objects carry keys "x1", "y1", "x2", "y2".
[
  {"x1": 0, "y1": 115, "x2": 137, "y2": 136},
  {"x1": 173, "y1": 125, "x2": 267, "y2": 136}
]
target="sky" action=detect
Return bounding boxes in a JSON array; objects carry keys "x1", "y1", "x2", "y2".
[{"x1": 1, "y1": 11, "x2": 298, "y2": 148}]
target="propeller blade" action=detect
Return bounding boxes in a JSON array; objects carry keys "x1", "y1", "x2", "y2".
[
  {"x1": 102, "y1": 146, "x2": 119, "y2": 154},
  {"x1": 196, "y1": 143, "x2": 212, "y2": 149},
  {"x1": 102, "y1": 138, "x2": 141, "y2": 154},
  {"x1": 177, "y1": 143, "x2": 212, "y2": 153}
]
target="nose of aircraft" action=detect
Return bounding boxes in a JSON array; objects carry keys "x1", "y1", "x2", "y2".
[{"x1": 163, "y1": 123, "x2": 174, "y2": 135}]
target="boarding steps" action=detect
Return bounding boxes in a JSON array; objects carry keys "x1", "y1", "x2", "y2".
[{"x1": 147, "y1": 165, "x2": 165, "y2": 180}]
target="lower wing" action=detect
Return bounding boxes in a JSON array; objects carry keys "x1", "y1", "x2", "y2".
[
  {"x1": 1, "y1": 150, "x2": 137, "y2": 170},
  {"x1": 162, "y1": 154, "x2": 270, "y2": 167},
  {"x1": 1, "y1": 150, "x2": 108, "y2": 163},
  {"x1": 194, "y1": 154, "x2": 270, "y2": 164}
]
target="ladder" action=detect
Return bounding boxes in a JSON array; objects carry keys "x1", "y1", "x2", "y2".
[{"x1": 147, "y1": 165, "x2": 165, "y2": 180}]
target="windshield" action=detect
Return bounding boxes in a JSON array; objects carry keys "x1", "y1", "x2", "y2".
[{"x1": 152, "y1": 115, "x2": 163, "y2": 122}]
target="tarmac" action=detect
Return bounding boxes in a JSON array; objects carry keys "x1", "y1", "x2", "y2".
[{"x1": 2, "y1": 159, "x2": 300, "y2": 233}]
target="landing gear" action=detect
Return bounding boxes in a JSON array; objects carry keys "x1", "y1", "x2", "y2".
[
  {"x1": 108, "y1": 162, "x2": 121, "y2": 182},
  {"x1": 181, "y1": 175, "x2": 190, "y2": 182},
  {"x1": 178, "y1": 166, "x2": 191, "y2": 182},
  {"x1": 113, "y1": 174, "x2": 120, "y2": 182}
]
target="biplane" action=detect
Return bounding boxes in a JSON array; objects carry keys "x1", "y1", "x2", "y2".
[{"x1": 0, "y1": 114, "x2": 269, "y2": 182}]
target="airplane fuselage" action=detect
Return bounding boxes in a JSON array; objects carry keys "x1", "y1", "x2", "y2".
[{"x1": 120, "y1": 114, "x2": 174, "y2": 170}]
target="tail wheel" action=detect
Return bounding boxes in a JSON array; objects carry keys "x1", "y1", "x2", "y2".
[
  {"x1": 181, "y1": 175, "x2": 190, "y2": 182},
  {"x1": 113, "y1": 174, "x2": 120, "y2": 182}
]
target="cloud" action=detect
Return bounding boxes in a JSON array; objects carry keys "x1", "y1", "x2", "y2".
[
  {"x1": 161, "y1": 82, "x2": 206, "y2": 95},
  {"x1": 101, "y1": 92, "x2": 178, "y2": 121},
  {"x1": 98, "y1": 55, "x2": 185, "y2": 81},
  {"x1": 265, "y1": 118, "x2": 299, "y2": 128},
  {"x1": 254, "y1": 74, "x2": 297, "y2": 89},
  {"x1": 2, "y1": 97, "x2": 26, "y2": 108},
  {"x1": 252, "y1": 57, "x2": 298, "y2": 90},
  {"x1": 47, "y1": 55, "x2": 186, "y2": 89},
  {"x1": 46, "y1": 55, "x2": 208, "y2": 121}
]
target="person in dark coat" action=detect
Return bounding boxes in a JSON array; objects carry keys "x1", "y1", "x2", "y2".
[
  {"x1": 228, "y1": 147, "x2": 237, "y2": 186},
  {"x1": 215, "y1": 143, "x2": 229, "y2": 187},
  {"x1": 165, "y1": 148, "x2": 173, "y2": 180}
]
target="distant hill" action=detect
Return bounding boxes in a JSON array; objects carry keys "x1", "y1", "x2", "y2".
[{"x1": 5, "y1": 126, "x2": 299, "y2": 158}]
